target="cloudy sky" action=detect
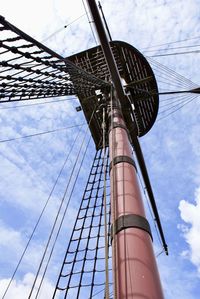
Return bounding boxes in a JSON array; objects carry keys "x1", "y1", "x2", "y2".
[{"x1": 0, "y1": 0, "x2": 200, "y2": 298}]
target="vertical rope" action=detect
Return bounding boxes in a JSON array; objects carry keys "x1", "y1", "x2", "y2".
[
  {"x1": 102, "y1": 106, "x2": 109, "y2": 299},
  {"x1": 82, "y1": 0, "x2": 98, "y2": 45},
  {"x1": 110, "y1": 87, "x2": 117, "y2": 299},
  {"x1": 122, "y1": 126, "x2": 128, "y2": 298}
]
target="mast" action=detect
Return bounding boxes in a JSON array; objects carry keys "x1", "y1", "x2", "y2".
[
  {"x1": 86, "y1": 0, "x2": 164, "y2": 298},
  {"x1": 0, "y1": 5, "x2": 170, "y2": 298}
]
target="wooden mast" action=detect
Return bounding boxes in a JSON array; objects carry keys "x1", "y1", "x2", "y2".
[{"x1": 86, "y1": 1, "x2": 164, "y2": 298}]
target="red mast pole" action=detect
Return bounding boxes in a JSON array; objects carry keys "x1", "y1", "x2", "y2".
[
  {"x1": 108, "y1": 97, "x2": 164, "y2": 298},
  {"x1": 86, "y1": 1, "x2": 164, "y2": 297}
]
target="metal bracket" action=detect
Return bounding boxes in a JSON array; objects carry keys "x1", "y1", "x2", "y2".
[
  {"x1": 75, "y1": 106, "x2": 82, "y2": 112},
  {"x1": 109, "y1": 155, "x2": 136, "y2": 173},
  {"x1": 110, "y1": 214, "x2": 152, "y2": 241}
]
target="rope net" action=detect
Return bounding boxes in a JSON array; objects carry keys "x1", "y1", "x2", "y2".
[
  {"x1": 53, "y1": 148, "x2": 113, "y2": 299},
  {"x1": 0, "y1": 16, "x2": 109, "y2": 102}
]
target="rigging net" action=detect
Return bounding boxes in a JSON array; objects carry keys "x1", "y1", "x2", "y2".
[
  {"x1": 0, "y1": 15, "x2": 109, "y2": 102},
  {"x1": 53, "y1": 148, "x2": 112, "y2": 299}
]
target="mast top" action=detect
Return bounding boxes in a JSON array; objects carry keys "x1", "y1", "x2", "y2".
[{"x1": 68, "y1": 41, "x2": 159, "y2": 148}]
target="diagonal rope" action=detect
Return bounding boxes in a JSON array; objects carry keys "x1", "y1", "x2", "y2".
[
  {"x1": 157, "y1": 94, "x2": 199, "y2": 121},
  {"x1": 0, "y1": 97, "x2": 78, "y2": 110},
  {"x1": 159, "y1": 94, "x2": 198, "y2": 114},
  {"x1": 159, "y1": 93, "x2": 190, "y2": 103},
  {"x1": 144, "y1": 43, "x2": 200, "y2": 54},
  {"x1": 159, "y1": 93, "x2": 197, "y2": 110},
  {"x1": 141, "y1": 35, "x2": 200, "y2": 51},
  {"x1": 35, "y1": 135, "x2": 92, "y2": 299},
  {"x1": 137, "y1": 169, "x2": 163, "y2": 250},
  {"x1": 28, "y1": 103, "x2": 98, "y2": 298},
  {"x1": 148, "y1": 57, "x2": 198, "y2": 88},
  {"x1": 0, "y1": 124, "x2": 85, "y2": 143},
  {"x1": 150, "y1": 49, "x2": 200, "y2": 57},
  {"x1": 1, "y1": 128, "x2": 82, "y2": 299},
  {"x1": 28, "y1": 131, "x2": 90, "y2": 298},
  {"x1": 148, "y1": 58, "x2": 197, "y2": 90},
  {"x1": 41, "y1": 14, "x2": 86, "y2": 43},
  {"x1": 52, "y1": 146, "x2": 112, "y2": 298},
  {"x1": 82, "y1": 0, "x2": 98, "y2": 45}
]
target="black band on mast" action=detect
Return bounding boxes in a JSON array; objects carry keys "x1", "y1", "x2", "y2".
[
  {"x1": 109, "y1": 155, "x2": 136, "y2": 173},
  {"x1": 110, "y1": 214, "x2": 153, "y2": 241}
]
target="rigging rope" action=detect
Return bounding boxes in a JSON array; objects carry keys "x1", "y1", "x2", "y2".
[
  {"x1": 41, "y1": 14, "x2": 86, "y2": 43},
  {"x1": 156, "y1": 249, "x2": 165, "y2": 258},
  {"x1": 159, "y1": 93, "x2": 196, "y2": 109},
  {"x1": 82, "y1": 0, "x2": 98, "y2": 45},
  {"x1": 157, "y1": 94, "x2": 199, "y2": 122},
  {"x1": 1, "y1": 129, "x2": 82, "y2": 299},
  {"x1": 35, "y1": 136, "x2": 92, "y2": 299},
  {"x1": 159, "y1": 93, "x2": 191, "y2": 102},
  {"x1": 102, "y1": 106, "x2": 109, "y2": 299},
  {"x1": 148, "y1": 57, "x2": 197, "y2": 90},
  {"x1": 52, "y1": 147, "x2": 112, "y2": 298},
  {"x1": 141, "y1": 34, "x2": 200, "y2": 50},
  {"x1": 144, "y1": 43, "x2": 200, "y2": 54},
  {"x1": 0, "y1": 97, "x2": 78, "y2": 110},
  {"x1": 28, "y1": 103, "x2": 97, "y2": 298},
  {"x1": 28, "y1": 133, "x2": 90, "y2": 297},
  {"x1": 110, "y1": 86, "x2": 117, "y2": 299},
  {"x1": 145, "y1": 55, "x2": 200, "y2": 121},
  {"x1": 150, "y1": 49, "x2": 200, "y2": 57},
  {"x1": 137, "y1": 169, "x2": 163, "y2": 250},
  {"x1": 159, "y1": 94, "x2": 199, "y2": 111},
  {"x1": 0, "y1": 123, "x2": 85, "y2": 143}
]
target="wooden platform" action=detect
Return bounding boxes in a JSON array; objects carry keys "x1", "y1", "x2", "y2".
[{"x1": 68, "y1": 41, "x2": 159, "y2": 148}]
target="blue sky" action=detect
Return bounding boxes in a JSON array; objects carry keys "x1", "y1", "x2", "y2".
[{"x1": 0, "y1": 0, "x2": 200, "y2": 298}]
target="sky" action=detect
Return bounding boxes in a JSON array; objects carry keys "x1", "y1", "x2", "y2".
[{"x1": 0, "y1": 0, "x2": 200, "y2": 298}]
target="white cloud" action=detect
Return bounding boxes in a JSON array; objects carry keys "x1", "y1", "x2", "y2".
[
  {"x1": 0, "y1": 220, "x2": 47, "y2": 273},
  {"x1": 0, "y1": 220, "x2": 23, "y2": 251},
  {"x1": 179, "y1": 186, "x2": 200, "y2": 274},
  {"x1": 0, "y1": 273, "x2": 58, "y2": 299}
]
